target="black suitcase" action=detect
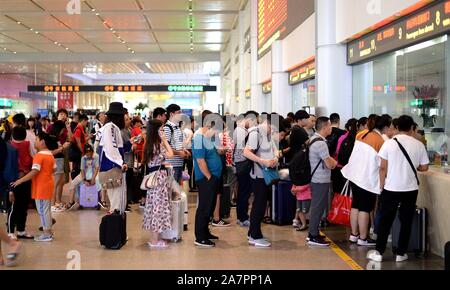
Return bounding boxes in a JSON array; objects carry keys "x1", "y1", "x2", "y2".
[
  {"x1": 99, "y1": 210, "x2": 127, "y2": 250},
  {"x1": 445, "y1": 241, "x2": 450, "y2": 271},
  {"x1": 272, "y1": 181, "x2": 297, "y2": 226},
  {"x1": 391, "y1": 207, "x2": 427, "y2": 255}
]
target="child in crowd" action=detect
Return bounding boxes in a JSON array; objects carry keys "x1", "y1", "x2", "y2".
[
  {"x1": 292, "y1": 185, "x2": 312, "y2": 231},
  {"x1": 11, "y1": 132, "x2": 58, "y2": 242},
  {"x1": 65, "y1": 144, "x2": 100, "y2": 210},
  {"x1": 8, "y1": 126, "x2": 34, "y2": 240}
]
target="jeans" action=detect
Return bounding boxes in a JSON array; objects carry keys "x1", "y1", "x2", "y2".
[
  {"x1": 248, "y1": 178, "x2": 270, "y2": 240},
  {"x1": 376, "y1": 189, "x2": 418, "y2": 256},
  {"x1": 236, "y1": 170, "x2": 251, "y2": 222},
  {"x1": 35, "y1": 199, "x2": 52, "y2": 231},
  {"x1": 7, "y1": 181, "x2": 31, "y2": 233},
  {"x1": 195, "y1": 176, "x2": 219, "y2": 241},
  {"x1": 309, "y1": 183, "x2": 331, "y2": 237}
]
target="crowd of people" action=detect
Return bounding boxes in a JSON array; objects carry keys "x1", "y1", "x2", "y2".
[{"x1": 0, "y1": 102, "x2": 430, "y2": 265}]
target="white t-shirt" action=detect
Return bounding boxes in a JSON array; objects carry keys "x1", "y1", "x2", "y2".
[{"x1": 378, "y1": 134, "x2": 429, "y2": 192}]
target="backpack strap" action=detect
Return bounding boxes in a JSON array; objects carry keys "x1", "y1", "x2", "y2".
[
  {"x1": 394, "y1": 138, "x2": 420, "y2": 186},
  {"x1": 308, "y1": 137, "x2": 326, "y2": 178},
  {"x1": 164, "y1": 123, "x2": 175, "y2": 145}
]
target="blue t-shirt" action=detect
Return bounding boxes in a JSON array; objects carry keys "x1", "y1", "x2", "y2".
[{"x1": 193, "y1": 133, "x2": 223, "y2": 182}]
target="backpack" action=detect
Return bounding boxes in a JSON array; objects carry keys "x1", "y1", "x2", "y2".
[
  {"x1": 289, "y1": 138, "x2": 325, "y2": 186},
  {"x1": 337, "y1": 135, "x2": 355, "y2": 167}
]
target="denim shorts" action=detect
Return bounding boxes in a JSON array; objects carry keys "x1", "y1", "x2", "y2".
[{"x1": 55, "y1": 158, "x2": 64, "y2": 174}]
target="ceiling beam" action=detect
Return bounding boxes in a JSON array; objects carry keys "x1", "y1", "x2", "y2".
[
  {"x1": 0, "y1": 52, "x2": 220, "y2": 63},
  {"x1": 2, "y1": 10, "x2": 240, "y2": 15}
]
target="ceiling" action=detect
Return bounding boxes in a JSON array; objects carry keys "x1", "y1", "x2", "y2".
[{"x1": 0, "y1": 0, "x2": 247, "y2": 55}]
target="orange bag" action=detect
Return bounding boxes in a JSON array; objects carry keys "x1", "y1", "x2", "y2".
[{"x1": 328, "y1": 181, "x2": 352, "y2": 227}]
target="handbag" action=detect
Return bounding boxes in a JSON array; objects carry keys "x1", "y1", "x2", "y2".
[
  {"x1": 99, "y1": 167, "x2": 123, "y2": 190},
  {"x1": 140, "y1": 165, "x2": 163, "y2": 190},
  {"x1": 262, "y1": 167, "x2": 280, "y2": 186},
  {"x1": 328, "y1": 180, "x2": 352, "y2": 227}
]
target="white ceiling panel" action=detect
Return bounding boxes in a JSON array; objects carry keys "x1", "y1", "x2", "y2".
[
  {"x1": 28, "y1": 43, "x2": 69, "y2": 53},
  {"x1": 1, "y1": 44, "x2": 37, "y2": 53},
  {"x1": 0, "y1": 0, "x2": 44, "y2": 12},
  {"x1": 81, "y1": 31, "x2": 120, "y2": 43},
  {"x1": 139, "y1": 0, "x2": 189, "y2": 10},
  {"x1": 94, "y1": 44, "x2": 129, "y2": 53},
  {"x1": 102, "y1": 15, "x2": 148, "y2": 30},
  {"x1": 129, "y1": 44, "x2": 160, "y2": 53},
  {"x1": 0, "y1": 34, "x2": 19, "y2": 44},
  {"x1": 54, "y1": 15, "x2": 106, "y2": 30},
  {"x1": 147, "y1": 13, "x2": 235, "y2": 30},
  {"x1": 195, "y1": 0, "x2": 243, "y2": 11},
  {"x1": 155, "y1": 31, "x2": 227, "y2": 43},
  {"x1": 1, "y1": 31, "x2": 52, "y2": 43},
  {"x1": 6, "y1": 14, "x2": 69, "y2": 31},
  {"x1": 88, "y1": 0, "x2": 141, "y2": 10},
  {"x1": 115, "y1": 31, "x2": 155, "y2": 43},
  {"x1": 41, "y1": 31, "x2": 88, "y2": 43},
  {"x1": 66, "y1": 43, "x2": 102, "y2": 53}
]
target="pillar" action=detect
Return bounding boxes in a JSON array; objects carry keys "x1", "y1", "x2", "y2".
[{"x1": 271, "y1": 41, "x2": 292, "y2": 116}]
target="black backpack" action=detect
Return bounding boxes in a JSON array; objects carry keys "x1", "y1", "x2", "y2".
[
  {"x1": 337, "y1": 135, "x2": 355, "y2": 166},
  {"x1": 289, "y1": 138, "x2": 325, "y2": 186}
]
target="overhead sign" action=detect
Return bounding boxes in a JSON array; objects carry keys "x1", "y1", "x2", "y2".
[
  {"x1": 348, "y1": 0, "x2": 450, "y2": 65},
  {"x1": 37, "y1": 109, "x2": 49, "y2": 118},
  {"x1": 28, "y1": 85, "x2": 217, "y2": 93},
  {"x1": 262, "y1": 81, "x2": 272, "y2": 94},
  {"x1": 288, "y1": 60, "x2": 316, "y2": 85},
  {"x1": 0, "y1": 98, "x2": 13, "y2": 108}
]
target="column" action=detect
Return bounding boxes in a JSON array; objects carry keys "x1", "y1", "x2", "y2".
[
  {"x1": 250, "y1": 0, "x2": 263, "y2": 113},
  {"x1": 315, "y1": 0, "x2": 353, "y2": 122},
  {"x1": 271, "y1": 40, "x2": 292, "y2": 116}
]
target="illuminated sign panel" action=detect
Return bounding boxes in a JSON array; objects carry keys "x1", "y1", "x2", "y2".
[
  {"x1": 262, "y1": 81, "x2": 272, "y2": 94},
  {"x1": 289, "y1": 60, "x2": 316, "y2": 85},
  {"x1": 258, "y1": 0, "x2": 314, "y2": 58},
  {"x1": 0, "y1": 98, "x2": 13, "y2": 108},
  {"x1": 28, "y1": 85, "x2": 216, "y2": 93},
  {"x1": 348, "y1": 0, "x2": 450, "y2": 65}
]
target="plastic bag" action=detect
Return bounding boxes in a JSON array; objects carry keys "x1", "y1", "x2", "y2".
[{"x1": 327, "y1": 180, "x2": 352, "y2": 227}]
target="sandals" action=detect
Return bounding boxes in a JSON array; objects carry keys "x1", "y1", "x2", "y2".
[
  {"x1": 5, "y1": 242, "x2": 22, "y2": 267},
  {"x1": 17, "y1": 232, "x2": 34, "y2": 240},
  {"x1": 147, "y1": 241, "x2": 169, "y2": 249},
  {"x1": 262, "y1": 216, "x2": 272, "y2": 224}
]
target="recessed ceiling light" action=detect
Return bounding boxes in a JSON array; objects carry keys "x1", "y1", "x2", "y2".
[
  {"x1": 131, "y1": 50, "x2": 135, "y2": 54},
  {"x1": 30, "y1": 28, "x2": 33, "y2": 31},
  {"x1": 91, "y1": 9, "x2": 96, "y2": 12},
  {"x1": 95, "y1": 13, "x2": 100, "y2": 16},
  {"x1": 17, "y1": 21, "x2": 21, "y2": 24},
  {"x1": 54, "y1": 41, "x2": 58, "y2": 45},
  {"x1": 35, "y1": 31, "x2": 39, "y2": 34},
  {"x1": 13, "y1": 51, "x2": 17, "y2": 54}
]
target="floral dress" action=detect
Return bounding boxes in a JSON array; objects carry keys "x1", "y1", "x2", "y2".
[{"x1": 143, "y1": 145, "x2": 172, "y2": 233}]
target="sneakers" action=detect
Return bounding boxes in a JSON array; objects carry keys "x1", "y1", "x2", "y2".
[
  {"x1": 349, "y1": 234, "x2": 359, "y2": 244},
  {"x1": 38, "y1": 219, "x2": 56, "y2": 232},
  {"x1": 238, "y1": 220, "x2": 250, "y2": 227},
  {"x1": 8, "y1": 233, "x2": 18, "y2": 241},
  {"x1": 212, "y1": 219, "x2": 231, "y2": 227},
  {"x1": 98, "y1": 201, "x2": 108, "y2": 210},
  {"x1": 65, "y1": 201, "x2": 79, "y2": 211},
  {"x1": 139, "y1": 202, "x2": 145, "y2": 209},
  {"x1": 194, "y1": 240, "x2": 215, "y2": 247},
  {"x1": 51, "y1": 204, "x2": 65, "y2": 213},
  {"x1": 292, "y1": 219, "x2": 300, "y2": 229},
  {"x1": 125, "y1": 206, "x2": 132, "y2": 213},
  {"x1": 396, "y1": 254, "x2": 409, "y2": 262},
  {"x1": 357, "y1": 238, "x2": 377, "y2": 247},
  {"x1": 16, "y1": 231, "x2": 34, "y2": 240},
  {"x1": 206, "y1": 233, "x2": 219, "y2": 240},
  {"x1": 34, "y1": 234, "x2": 53, "y2": 242},
  {"x1": 367, "y1": 250, "x2": 383, "y2": 262},
  {"x1": 307, "y1": 235, "x2": 330, "y2": 247},
  {"x1": 306, "y1": 233, "x2": 326, "y2": 242},
  {"x1": 248, "y1": 237, "x2": 272, "y2": 247},
  {"x1": 296, "y1": 225, "x2": 308, "y2": 232}
]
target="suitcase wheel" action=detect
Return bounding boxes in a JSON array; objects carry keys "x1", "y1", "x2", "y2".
[{"x1": 173, "y1": 237, "x2": 182, "y2": 243}]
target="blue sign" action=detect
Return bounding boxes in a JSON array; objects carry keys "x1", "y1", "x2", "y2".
[
  {"x1": 182, "y1": 109, "x2": 193, "y2": 116},
  {"x1": 37, "y1": 109, "x2": 49, "y2": 117}
]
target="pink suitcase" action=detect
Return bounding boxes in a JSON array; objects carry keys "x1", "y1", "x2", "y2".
[{"x1": 79, "y1": 184, "x2": 99, "y2": 208}]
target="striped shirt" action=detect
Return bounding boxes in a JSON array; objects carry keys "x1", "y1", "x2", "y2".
[{"x1": 164, "y1": 120, "x2": 184, "y2": 168}]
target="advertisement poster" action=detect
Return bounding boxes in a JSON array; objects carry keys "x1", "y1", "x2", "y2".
[{"x1": 58, "y1": 92, "x2": 74, "y2": 110}]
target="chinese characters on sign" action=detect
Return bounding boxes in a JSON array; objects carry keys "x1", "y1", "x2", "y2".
[{"x1": 57, "y1": 92, "x2": 74, "y2": 110}]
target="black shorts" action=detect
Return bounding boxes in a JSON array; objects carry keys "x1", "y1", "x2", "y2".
[{"x1": 350, "y1": 182, "x2": 377, "y2": 213}]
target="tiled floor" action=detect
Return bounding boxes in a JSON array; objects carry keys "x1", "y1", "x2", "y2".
[{"x1": 0, "y1": 191, "x2": 444, "y2": 270}]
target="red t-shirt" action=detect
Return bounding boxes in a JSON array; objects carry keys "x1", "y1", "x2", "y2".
[
  {"x1": 131, "y1": 127, "x2": 144, "y2": 153},
  {"x1": 72, "y1": 124, "x2": 86, "y2": 153},
  {"x1": 11, "y1": 140, "x2": 33, "y2": 174}
]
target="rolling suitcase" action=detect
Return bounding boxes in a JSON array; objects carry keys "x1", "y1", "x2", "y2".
[
  {"x1": 272, "y1": 181, "x2": 297, "y2": 226},
  {"x1": 99, "y1": 210, "x2": 127, "y2": 249},
  {"x1": 391, "y1": 207, "x2": 427, "y2": 255},
  {"x1": 181, "y1": 192, "x2": 189, "y2": 231},
  {"x1": 161, "y1": 198, "x2": 184, "y2": 242},
  {"x1": 99, "y1": 176, "x2": 127, "y2": 250},
  {"x1": 79, "y1": 184, "x2": 99, "y2": 209}
]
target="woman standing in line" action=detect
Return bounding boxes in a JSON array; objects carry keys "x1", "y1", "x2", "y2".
[{"x1": 142, "y1": 119, "x2": 174, "y2": 248}]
